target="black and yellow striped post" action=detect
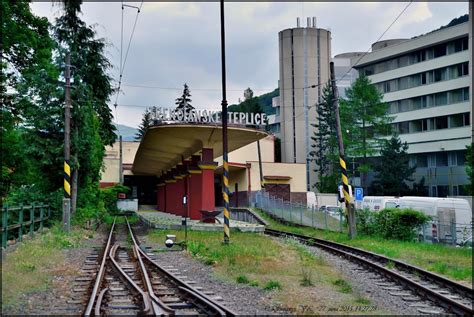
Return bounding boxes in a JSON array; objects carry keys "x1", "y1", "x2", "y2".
[
  {"x1": 220, "y1": 0, "x2": 230, "y2": 244},
  {"x1": 64, "y1": 160, "x2": 71, "y2": 198},
  {"x1": 330, "y1": 61, "x2": 356, "y2": 239}
]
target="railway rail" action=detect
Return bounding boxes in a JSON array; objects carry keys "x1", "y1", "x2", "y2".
[
  {"x1": 83, "y1": 217, "x2": 236, "y2": 316},
  {"x1": 264, "y1": 228, "x2": 473, "y2": 316}
]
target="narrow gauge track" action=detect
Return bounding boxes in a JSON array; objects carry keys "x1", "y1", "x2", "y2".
[
  {"x1": 265, "y1": 228, "x2": 473, "y2": 316},
  {"x1": 83, "y1": 217, "x2": 236, "y2": 316}
]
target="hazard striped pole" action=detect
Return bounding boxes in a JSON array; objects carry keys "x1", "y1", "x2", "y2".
[
  {"x1": 330, "y1": 62, "x2": 356, "y2": 239},
  {"x1": 62, "y1": 53, "x2": 71, "y2": 232},
  {"x1": 220, "y1": 0, "x2": 230, "y2": 243}
]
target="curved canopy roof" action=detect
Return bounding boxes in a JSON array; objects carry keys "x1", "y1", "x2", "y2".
[{"x1": 132, "y1": 123, "x2": 268, "y2": 176}]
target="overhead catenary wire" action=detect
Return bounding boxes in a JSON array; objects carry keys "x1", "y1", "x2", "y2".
[
  {"x1": 114, "y1": 1, "x2": 144, "y2": 108},
  {"x1": 335, "y1": 1, "x2": 413, "y2": 85}
]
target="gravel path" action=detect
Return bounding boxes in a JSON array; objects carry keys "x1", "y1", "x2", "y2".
[{"x1": 304, "y1": 243, "x2": 446, "y2": 315}]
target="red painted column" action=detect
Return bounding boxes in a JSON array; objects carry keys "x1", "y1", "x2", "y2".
[
  {"x1": 188, "y1": 155, "x2": 203, "y2": 220},
  {"x1": 198, "y1": 148, "x2": 217, "y2": 221},
  {"x1": 174, "y1": 164, "x2": 186, "y2": 217}
]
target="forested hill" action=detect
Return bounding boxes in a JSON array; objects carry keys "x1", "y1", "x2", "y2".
[{"x1": 228, "y1": 88, "x2": 279, "y2": 115}]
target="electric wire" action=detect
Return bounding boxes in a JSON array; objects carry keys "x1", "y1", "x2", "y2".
[
  {"x1": 113, "y1": 1, "x2": 144, "y2": 108},
  {"x1": 335, "y1": 1, "x2": 413, "y2": 85}
]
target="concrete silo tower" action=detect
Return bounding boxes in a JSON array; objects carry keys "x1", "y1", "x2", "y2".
[{"x1": 278, "y1": 17, "x2": 332, "y2": 191}]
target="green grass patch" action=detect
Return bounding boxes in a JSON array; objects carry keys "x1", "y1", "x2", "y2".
[
  {"x1": 333, "y1": 279, "x2": 353, "y2": 293},
  {"x1": 2, "y1": 224, "x2": 95, "y2": 312},
  {"x1": 253, "y1": 208, "x2": 473, "y2": 284},
  {"x1": 263, "y1": 280, "x2": 282, "y2": 290},
  {"x1": 236, "y1": 275, "x2": 249, "y2": 284}
]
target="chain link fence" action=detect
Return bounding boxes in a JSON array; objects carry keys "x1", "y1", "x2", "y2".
[
  {"x1": 253, "y1": 190, "x2": 344, "y2": 232},
  {"x1": 420, "y1": 221, "x2": 472, "y2": 245}
]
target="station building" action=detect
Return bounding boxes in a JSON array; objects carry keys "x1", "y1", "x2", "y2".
[{"x1": 100, "y1": 123, "x2": 307, "y2": 220}]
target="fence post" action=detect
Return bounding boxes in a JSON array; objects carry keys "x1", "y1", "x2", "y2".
[
  {"x1": 30, "y1": 203, "x2": 35, "y2": 236},
  {"x1": 451, "y1": 220, "x2": 457, "y2": 245},
  {"x1": 300, "y1": 204, "x2": 303, "y2": 225},
  {"x1": 40, "y1": 205, "x2": 44, "y2": 232},
  {"x1": 339, "y1": 212, "x2": 343, "y2": 232},
  {"x1": 19, "y1": 204, "x2": 24, "y2": 242},
  {"x1": 2, "y1": 206, "x2": 7, "y2": 248},
  {"x1": 311, "y1": 205, "x2": 314, "y2": 228},
  {"x1": 324, "y1": 210, "x2": 328, "y2": 230}
]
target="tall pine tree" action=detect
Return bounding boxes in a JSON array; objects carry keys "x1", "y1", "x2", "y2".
[
  {"x1": 310, "y1": 82, "x2": 339, "y2": 193},
  {"x1": 135, "y1": 108, "x2": 153, "y2": 140},
  {"x1": 340, "y1": 74, "x2": 393, "y2": 194},
  {"x1": 370, "y1": 135, "x2": 415, "y2": 196},
  {"x1": 175, "y1": 83, "x2": 194, "y2": 111}
]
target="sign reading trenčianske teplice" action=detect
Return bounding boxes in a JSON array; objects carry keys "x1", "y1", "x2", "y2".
[{"x1": 149, "y1": 107, "x2": 268, "y2": 125}]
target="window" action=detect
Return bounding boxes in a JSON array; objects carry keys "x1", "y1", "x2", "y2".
[
  {"x1": 463, "y1": 112, "x2": 470, "y2": 126},
  {"x1": 462, "y1": 62, "x2": 469, "y2": 76},
  {"x1": 450, "y1": 88, "x2": 464, "y2": 103},
  {"x1": 435, "y1": 116, "x2": 448, "y2": 130},
  {"x1": 449, "y1": 113, "x2": 464, "y2": 128},
  {"x1": 411, "y1": 120, "x2": 422, "y2": 132},
  {"x1": 416, "y1": 154, "x2": 428, "y2": 167},
  {"x1": 433, "y1": 43, "x2": 447, "y2": 58},
  {"x1": 399, "y1": 76, "x2": 409, "y2": 90},
  {"x1": 433, "y1": 68, "x2": 447, "y2": 82},
  {"x1": 399, "y1": 99, "x2": 410, "y2": 112},
  {"x1": 389, "y1": 102, "x2": 399, "y2": 114},
  {"x1": 398, "y1": 121, "x2": 410, "y2": 134},
  {"x1": 448, "y1": 151, "x2": 457, "y2": 166},
  {"x1": 457, "y1": 150, "x2": 466, "y2": 166},
  {"x1": 437, "y1": 185, "x2": 449, "y2": 198},
  {"x1": 462, "y1": 87, "x2": 469, "y2": 101},
  {"x1": 434, "y1": 92, "x2": 447, "y2": 106},
  {"x1": 452, "y1": 185, "x2": 458, "y2": 196},
  {"x1": 436, "y1": 152, "x2": 448, "y2": 167}
]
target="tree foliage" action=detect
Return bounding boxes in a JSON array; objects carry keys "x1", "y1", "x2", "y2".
[
  {"x1": 340, "y1": 74, "x2": 393, "y2": 193},
  {"x1": 175, "y1": 83, "x2": 194, "y2": 111},
  {"x1": 310, "y1": 82, "x2": 339, "y2": 193},
  {"x1": 135, "y1": 108, "x2": 153, "y2": 140},
  {"x1": 370, "y1": 135, "x2": 415, "y2": 196},
  {"x1": 465, "y1": 144, "x2": 473, "y2": 196}
]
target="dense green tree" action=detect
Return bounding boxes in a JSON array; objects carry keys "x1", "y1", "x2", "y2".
[
  {"x1": 310, "y1": 82, "x2": 339, "y2": 193},
  {"x1": 1, "y1": 1, "x2": 56, "y2": 203},
  {"x1": 135, "y1": 108, "x2": 153, "y2": 140},
  {"x1": 465, "y1": 144, "x2": 473, "y2": 195},
  {"x1": 340, "y1": 74, "x2": 393, "y2": 194},
  {"x1": 370, "y1": 135, "x2": 415, "y2": 196},
  {"x1": 175, "y1": 83, "x2": 194, "y2": 111},
  {"x1": 52, "y1": 0, "x2": 116, "y2": 215}
]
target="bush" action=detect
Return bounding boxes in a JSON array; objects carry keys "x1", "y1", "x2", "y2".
[
  {"x1": 99, "y1": 184, "x2": 130, "y2": 213},
  {"x1": 357, "y1": 208, "x2": 430, "y2": 241},
  {"x1": 236, "y1": 275, "x2": 249, "y2": 284},
  {"x1": 263, "y1": 280, "x2": 282, "y2": 290}
]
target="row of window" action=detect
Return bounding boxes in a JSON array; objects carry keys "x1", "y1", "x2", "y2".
[
  {"x1": 376, "y1": 62, "x2": 469, "y2": 94},
  {"x1": 361, "y1": 36, "x2": 469, "y2": 76},
  {"x1": 388, "y1": 87, "x2": 470, "y2": 114},
  {"x1": 410, "y1": 150, "x2": 467, "y2": 168},
  {"x1": 394, "y1": 112, "x2": 470, "y2": 135},
  {"x1": 428, "y1": 184, "x2": 468, "y2": 197}
]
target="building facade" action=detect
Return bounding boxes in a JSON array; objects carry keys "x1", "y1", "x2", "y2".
[
  {"x1": 353, "y1": 21, "x2": 471, "y2": 197},
  {"x1": 278, "y1": 18, "x2": 332, "y2": 191}
]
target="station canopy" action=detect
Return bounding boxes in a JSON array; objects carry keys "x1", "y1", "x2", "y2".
[{"x1": 132, "y1": 123, "x2": 268, "y2": 176}]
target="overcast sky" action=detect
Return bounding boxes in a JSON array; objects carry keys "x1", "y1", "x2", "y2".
[{"x1": 31, "y1": 1, "x2": 468, "y2": 128}]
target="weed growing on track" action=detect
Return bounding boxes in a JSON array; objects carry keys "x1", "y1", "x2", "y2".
[
  {"x1": 253, "y1": 209, "x2": 473, "y2": 284},
  {"x1": 333, "y1": 279, "x2": 353, "y2": 293}
]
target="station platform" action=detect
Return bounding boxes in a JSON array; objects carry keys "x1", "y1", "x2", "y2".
[{"x1": 136, "y1": 210, "x2": 265, "y2": 233}]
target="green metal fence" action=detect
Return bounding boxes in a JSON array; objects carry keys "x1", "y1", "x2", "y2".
[{"x1": 1, "y1": 204, "x2": 51, "y2": 248}]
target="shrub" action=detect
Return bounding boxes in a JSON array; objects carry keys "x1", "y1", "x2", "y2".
[
  {"x1": 99, "y1": 184, "x2": 130, "y2": 213},
  {"x1": 236, "y1": 275, "x2": 249, "y2": 284},
  {"x1": 373, "y1": 208, "x2": 430, "y2": 241},
  {"x1": 249, "y1": 280, "x2": 259, "y2": 287},
  {"x1": 333, "y1": 279, "x2": 352, "y2": 293},
  {"x1": 263, "y1": 280, "x2": 282, "y2": 290}
]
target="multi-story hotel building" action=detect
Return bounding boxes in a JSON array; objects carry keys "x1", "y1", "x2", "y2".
[{"x1": 354, "y1": 20, "x2": 471, "y2": 197}]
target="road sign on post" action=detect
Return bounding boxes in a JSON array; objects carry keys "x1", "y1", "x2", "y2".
[{"x1": 355, "y1": 188, "x2": 363, "y2": 201}]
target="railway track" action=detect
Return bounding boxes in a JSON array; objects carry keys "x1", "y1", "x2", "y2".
[
  {"x1": 265, "y1": 228, "x2": 473, "y2": 316},
  {"x1": 82, "y1": 217, "x2": 236, "y2": 316}
]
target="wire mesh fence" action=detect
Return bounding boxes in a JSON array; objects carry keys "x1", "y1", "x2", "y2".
[{"x1": 253, "y1": 190, "x2": 344, "y2": 232}]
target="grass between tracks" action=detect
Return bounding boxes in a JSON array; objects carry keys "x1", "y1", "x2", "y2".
[
  {"x1": 147, "y1": 230, "x2": 386, "y2": 315},
  {"x1": 1, "y1": 224, "x2": 95, "y2": 312},
  {"x1": 252, "y1": 209, "x2": 473, "y2": 285}
]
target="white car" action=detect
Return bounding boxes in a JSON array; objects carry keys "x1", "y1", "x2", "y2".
[{"x1": 319, "y1": 205, "x2": 342, "y2": 217}]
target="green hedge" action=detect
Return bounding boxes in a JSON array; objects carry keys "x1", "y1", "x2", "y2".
[{"x1": 356, "y1": 208, "x2": 431, "y2": 241}]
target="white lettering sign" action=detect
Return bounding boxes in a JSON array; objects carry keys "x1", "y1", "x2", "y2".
[{"x1": 150, "y1": 107, "x2": 267, "y2": 125}]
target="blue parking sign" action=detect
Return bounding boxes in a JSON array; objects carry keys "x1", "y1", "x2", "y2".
[{"x1": 355, "y1": 187, "x2": 363, "y2": 201}]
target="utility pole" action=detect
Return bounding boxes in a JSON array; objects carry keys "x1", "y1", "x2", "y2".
[
  {"x1": 63, "y1": 53, "x2": 71, "y2": 232},
  {"x1": 330, "y1": 62, "x2": 356, "y2": 239},
  {"x1": 220, "y1": 0, "x2": 230, "y2": 244}
]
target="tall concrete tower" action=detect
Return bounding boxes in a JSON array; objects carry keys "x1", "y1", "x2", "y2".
[{"x1": 278, "y1": 17, "x2": 331, "y2": 191}]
